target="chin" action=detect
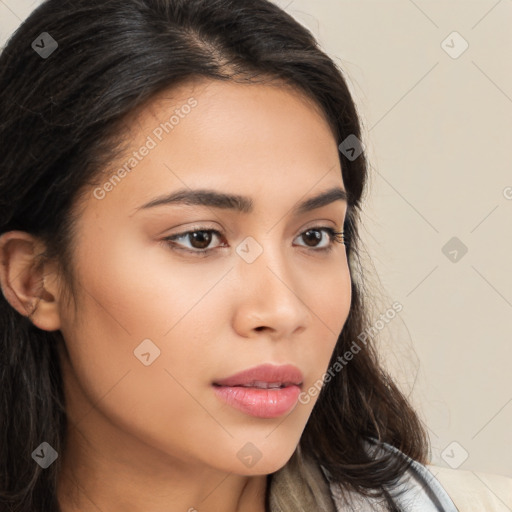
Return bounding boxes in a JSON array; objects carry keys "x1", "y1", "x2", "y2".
[{"x1": 223, "y1": 436, "x2": 301, "y2": 477}]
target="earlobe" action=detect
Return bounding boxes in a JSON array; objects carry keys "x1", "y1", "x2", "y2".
[{"x1": 0, "y1": 231, "x2": 62, "y2": 331}]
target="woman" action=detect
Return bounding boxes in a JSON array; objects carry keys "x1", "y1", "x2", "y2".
[{"x1": 0, "y1": 0, "x2": 459, "y2": 510}]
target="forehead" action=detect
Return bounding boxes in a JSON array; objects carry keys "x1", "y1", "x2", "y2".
[
  {"x1": 125, "y1": 77, "x2": 338, "y2": 157},
  {"x1": 82, "y1": 78, "x2": 344, "y2": 220}
]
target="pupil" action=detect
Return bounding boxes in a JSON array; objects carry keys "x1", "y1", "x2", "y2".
[
  {"x1": 304, "y1": 230, "x2": 321, "y2": 247},
  {"x1": 191, "y1": 231, "x2": 211, "y2": 249}
]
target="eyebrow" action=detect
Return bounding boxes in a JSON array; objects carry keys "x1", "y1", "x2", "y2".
[{"x1": 134, "y1": 186, "x2": 348, "y2": 216}]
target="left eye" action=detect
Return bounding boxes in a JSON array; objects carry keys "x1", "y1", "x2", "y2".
[
  {"x1": 161, "y1": 226, "x2": 345, "y2": 256},
  {"x1": 295, "y1": 227, "x2": 344, "y2": 250}
]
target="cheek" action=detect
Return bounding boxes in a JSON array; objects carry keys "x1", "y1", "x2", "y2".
[
  {"x1": 58, "y1": 281, "x2": 221, "y2": 464},
  {"x1": 302, "y1": 257, "x2": 352, "y2": 377},
  {"x1": 62, "y1": 230, "x2": 257, "y2": 437},
  {"x1": 306, "y1": 254, "x2": 352, "y2": 331},
  {"x1": 69, "y1": 219, "x2": 228, "y2": 338}
]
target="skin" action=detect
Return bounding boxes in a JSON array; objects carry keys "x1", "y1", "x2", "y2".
[{"x1": 0, "y1": 78, "x2": 351, "y2": 512}]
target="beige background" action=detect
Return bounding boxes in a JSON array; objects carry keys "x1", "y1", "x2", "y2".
[{"x1": 1, "y1": 0, "x2": 511, "y2": 486}]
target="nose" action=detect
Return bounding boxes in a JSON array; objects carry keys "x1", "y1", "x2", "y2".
[{"x1": 230, "y1": 238, "x2": 311, "y2": 340}]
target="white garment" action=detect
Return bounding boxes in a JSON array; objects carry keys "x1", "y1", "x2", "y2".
[
  {"x1": 268, "y1": 440, "x2": 512, "y2": 511},
  {"x1": 325, "y1": 442, "x2": 512, "y2": 511},
  {"x1": 325, "y1": 441, "x2": 458, "y2": 511}
]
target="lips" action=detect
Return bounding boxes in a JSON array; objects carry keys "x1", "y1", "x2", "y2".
[
  {"x1": 212, "y1": 363, "x2": 304, "y2": 418},
  {"x1": 213, "y1": 363, "x2": 304, "y2": 388}
]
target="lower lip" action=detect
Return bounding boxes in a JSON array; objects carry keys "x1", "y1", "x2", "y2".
[{"x1": 212, "y1": 385, "x2": 301, "y2": 418}]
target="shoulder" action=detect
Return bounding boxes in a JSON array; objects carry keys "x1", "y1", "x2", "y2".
[
  {"x1": 327, "y1": 457, "x2": 459, "y2": 511},
  {"x1": 323, "y1": 440, "x2": 512, "y2": 511},
  {"x1": 427, "y1": 464, "x2": 512, "y2": 512},
  {"x1": 322, "y1": 441, "x2": 461, "y2": 511}
]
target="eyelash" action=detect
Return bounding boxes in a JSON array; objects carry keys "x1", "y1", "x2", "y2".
[{"x1": 161, "y1": 226, "x2": 346, "y2": 257}]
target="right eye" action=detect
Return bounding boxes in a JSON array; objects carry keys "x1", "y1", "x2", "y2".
[{"x1": 161, "y1": 228, "x2": 226, "y2": 256}]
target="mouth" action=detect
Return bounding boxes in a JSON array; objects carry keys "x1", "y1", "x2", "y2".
[
  {"x1": 212, "y1": 363, "x2": 304, "y2": 388},
  {"x1": 212, "y1": 364, "x2": 304, "y2": 418},
  {"x1": 216, "y1": 381, "x2": 298, "y2": 389}
]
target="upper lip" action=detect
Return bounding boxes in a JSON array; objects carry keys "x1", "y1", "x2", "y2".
[{"x1": 213, "y1": 363, "x2": 304, "y2": 388}]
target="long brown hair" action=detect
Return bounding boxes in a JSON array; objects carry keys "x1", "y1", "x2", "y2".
[{"x1": 0, "y1": 1, "x2": 428, "y2": 510}]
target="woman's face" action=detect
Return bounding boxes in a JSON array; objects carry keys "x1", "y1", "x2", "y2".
[{"x1": 57, "y1": 78, "x2": 351, "y2": 477}]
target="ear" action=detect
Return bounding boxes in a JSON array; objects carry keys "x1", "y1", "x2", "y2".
[{"x1": 0, "y1": 231, "x2": 62, "y2": 331}]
